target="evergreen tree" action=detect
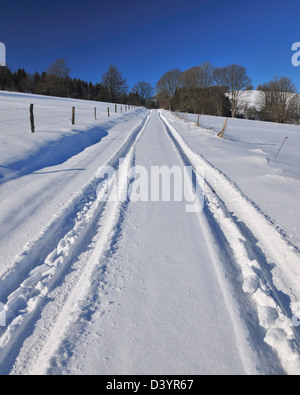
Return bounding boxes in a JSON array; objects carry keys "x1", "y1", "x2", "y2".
[{"x1": 0, "y1": 66, "x2": 13, "y2": 90}]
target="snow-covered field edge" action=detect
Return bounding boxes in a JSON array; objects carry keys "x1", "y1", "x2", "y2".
[
  {"x1": 159, "y1": 110, "x2": 300, "y2": 375},
  {"x1": 0, "y1": 109, "x2": 150, "y2": 374}
]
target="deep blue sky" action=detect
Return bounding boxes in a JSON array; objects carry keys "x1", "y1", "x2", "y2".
[{"x1": 0, "y1": 0, "x2": 299, "y2": 91}]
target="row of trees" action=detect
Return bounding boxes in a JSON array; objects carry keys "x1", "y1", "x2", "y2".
[
  {"x1": 156, "y1": 63, "x2": 300, "y2": 124},
  {"x1": 156, "y1": 63, "x2": 252, "y2": 118},
  {"x1": 0, "y1": 59, "x2": 156, "y2": 108},
  {"x1": 256, "y1": 77, "x2": 300, "y2": 124},
  {"x1": 1, "y1": 58, "x2": 299, "y2": 124}
]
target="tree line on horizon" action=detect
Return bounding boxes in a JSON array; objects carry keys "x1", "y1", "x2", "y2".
[
  {"x1": 0, "y1": 59, "x2": 157, "y2": 108},
  {"x1": 1, "y1": 59, "x2": 299, "y2": 124},
  {"x1": 156, "y1": 62, "x2": 300, "y2": 124}
]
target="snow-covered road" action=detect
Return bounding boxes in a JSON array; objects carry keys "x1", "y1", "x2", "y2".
[
  {"x1": 38, "y1": 110, "x2": 254, "y2": 375},
  {"x1": 1, "y1": 103, "x2": 300, "y2": 375}
]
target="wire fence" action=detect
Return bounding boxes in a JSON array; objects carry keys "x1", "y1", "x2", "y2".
[{"x1": 0, "y1": 103, "x2": 136, "y2": 132}]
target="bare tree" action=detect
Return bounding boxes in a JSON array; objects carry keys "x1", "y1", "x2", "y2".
[
  {"x1": 156, "y1": 68, "x2": 182, "y2": 110},
  {"x1": 181, "y1": 66, "x2": 201, "y2": 89},
  {"x1": 213, "y1": 67, "x2": 228, "y2": 116},
  {"x1": 181, "y1": 62, "x2": 214, "y2": 89},
  {"x1": 291, "y1": 95, "x2": 300, "y2": 124},
  {"x1": 276, "y1": 77, "x2": 297, "y2": 122},
  {"x1": 102, "y1": 64, "x2": 128, "y2": 102},
  {"x1": 198, "y1": 62, "x2": 214, "y2": 89},
  {"x1": 47, "y1": 59, "x2": 71, "y2": 79},
  {"x1": 179, "y1": 63, "x2": 215, "y2": 113},
  {"x1": 132, "y1": 81, "x2": 154, "y2": 101},
  {"x1": 180, "y1": 66, "x2": 201, "y2": 112},
  {"x1": 46, "y1": 59, "x2": 71, "y2": 96},
  {"x1": 223, "y1": 64, "x2": 252, "y2": 118},
  {"x1": 258, "y1": 76, "x2": 297, "y2": 123}
]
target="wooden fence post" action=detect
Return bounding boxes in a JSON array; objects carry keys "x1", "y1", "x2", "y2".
[
  {"x1": 72, "y1": 106, "x2": 75, "y2": 125},
  {"x1": 115, "y1": 104, "x2": 117, "y2": 113},
  {"x1": 107, "y1": 107, "x2": 110, "y2": 117},
  {"x1": 217, "y1": 117, "x2": 228, "y2": 138},
  {"x1": 30, "y1": 104, "x2": 35, "y2": 133},
  {"x1": 196, "y1": 114, "x2": 200, "y2": 127},
  {"x1": 94, "y1": 107, "x2": 97, "y2": 120}
]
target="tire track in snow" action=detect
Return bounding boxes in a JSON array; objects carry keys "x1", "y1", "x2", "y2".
[
  {"x1": 0, "y1": 112, "x2": 150, "y2": 375},
  {"x1": 159, "y1": 111, "x2": 300, "y2": 375},
  {"x1": 33, "y1": 110, "x2": 257, "y2": 375}
]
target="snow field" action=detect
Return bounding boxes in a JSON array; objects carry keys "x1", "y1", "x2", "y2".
[
  {"x1": 42, "y1": 110, "x2": 254, "y2": 375},
  {"x1": 29, "y1": 114, "x2": 151, "y2": 374},
  {"x1": 1, "y1": 116, "x2": 150, "y2": 373},
  {"x1": 160, "y1": 111, "x2": 300, "y2": 374},
  {"x1": 0, "y1": 91, "x2": 300, "y2": 374},
  {"x1": 0, "y1": 91, "x2": 147, "y2": 277},
  {"x1": 0, "y1": 92, "x2": 132, "y2": 184},
  {"x1": 0, "y1": 92, "x2": 149, "y2": 373}
]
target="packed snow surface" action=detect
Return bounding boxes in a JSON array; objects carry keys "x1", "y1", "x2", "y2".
[{"x1": 0, "y1": 91, "x2": 300, "y2": 375}]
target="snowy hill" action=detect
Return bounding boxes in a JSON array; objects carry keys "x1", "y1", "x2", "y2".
[
  {"x1": 237, "y1": 89, "x2": 262, "y2": 112},
  {"x1": 0, "y1": 91, "x2": 300, "y2": 375}
]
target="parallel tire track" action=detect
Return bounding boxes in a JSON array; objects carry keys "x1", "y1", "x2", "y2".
[
  {"x1": 0, "y1": 112, "x2": 150, "y2": 375},
  {"x1": 159, "y1": 111, "x2": 300, "y2": 375}
]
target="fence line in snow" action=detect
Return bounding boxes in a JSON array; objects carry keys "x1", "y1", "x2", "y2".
[
  {"x1": 174, "y1": 110, "x2": 228, "y2": 138},
  {"x1": 0, "y1": 103, "x2": 137, "y2": 133}
]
